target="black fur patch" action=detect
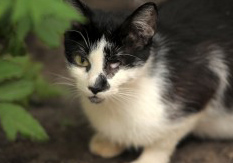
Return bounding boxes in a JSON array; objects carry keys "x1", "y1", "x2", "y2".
[{"x1": 156, "y1": 0, "x2": 233, "y2": 116}]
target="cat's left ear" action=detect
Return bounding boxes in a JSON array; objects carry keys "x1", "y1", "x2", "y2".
[
  {"x1": 118, "y1": 2, "x2": 158, "y2": 50},
  {"x1": 70, "y1": 0, "x2": 92, "y2": 20}
]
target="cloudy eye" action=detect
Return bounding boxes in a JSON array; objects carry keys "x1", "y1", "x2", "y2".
[
  {"x1": 75, "y1": 55, "x2": 89, "y2": 67},
  {"x1": 110, "y1": 62, "x2": 120, "y2": 69}
]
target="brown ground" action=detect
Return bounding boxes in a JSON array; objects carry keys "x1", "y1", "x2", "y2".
[{"x1": 1, "y1": 0, "x2": 233, "y2": 163}]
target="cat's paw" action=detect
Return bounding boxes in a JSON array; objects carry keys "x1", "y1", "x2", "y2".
[{"x1": 89, "y1": 134, "x2": 124, "y2": 158}]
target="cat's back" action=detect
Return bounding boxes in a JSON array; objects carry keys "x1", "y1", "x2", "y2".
[
  {"x1": 158, "y1": 0, "x2": 233, "y2": 42},
  {"x1": 152, "y1": 0, "x2": 233, "y2": 113}
]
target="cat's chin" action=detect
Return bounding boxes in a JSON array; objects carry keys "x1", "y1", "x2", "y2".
[{"x1": 88, "y1": 96, "x2": 104, "y2": 104}]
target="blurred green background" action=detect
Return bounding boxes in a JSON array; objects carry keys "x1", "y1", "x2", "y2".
[{"x1": 0, "y1": 0, "x2": 85, "y2": 142}]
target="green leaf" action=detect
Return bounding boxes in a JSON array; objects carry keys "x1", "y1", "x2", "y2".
[
  {"x1": 7, "y1": 35, "x2": 27, "y2": 56},
  {"x1": 0, "y1": 0, "x2": 11, "y2": 19},
  {"x1": 11, "y1": 0, "x2": 29, "y2": 23},
  {"x1": 24, "y1": 62, "x2": 43, "y2": 80},
  {"x1": 0, "y1": 79, "x2": 34, "y2": 102},
  {"x1": 49, "y1": 0, "x2": 86, "y2": 23},
  {"x1": 15, "y1": 18, "x2": 31, "y2": 41},
  {"x1": 29, "y1": 0, "x2": 48, "y2": 25},
  {"x1": 6, "y1": 56, "x2": 30, "y2": 66},
  {"x1": 32, "y1": 0, "x2": 86, "y2": 47},
  {"x1": 0, "y1": 103, "x2": 49, "y2": 141},
  {"x1": 5, "y1": 56, "x2": 42, "y2": 80},
  {"x1": 34, "y1": 17, "x2": 63, "y2": 47},
  {"x1": 1, "y1": 0, "x2": 86, "y2": 51},
  {"x1": 0, "y1": 60, "x2": 23, "y2": 82}
]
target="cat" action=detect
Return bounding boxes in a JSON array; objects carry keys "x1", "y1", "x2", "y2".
[{"x1": 64, "y1": 0, "x2": 233, "y2": 162}]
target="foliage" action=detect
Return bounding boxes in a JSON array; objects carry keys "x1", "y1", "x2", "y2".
[
  {"x1": 0, "y1": 0, "x2": 86, "y2": 55},
  {"x1": 0, "y1": 103, "x2": 49, "y2": 141},
  {"x1": 0, "y1": 55, "x2": 64, "y2": 141},
  {"x1": 0, "y1": 0, "x2": 84, "y2": 141}
]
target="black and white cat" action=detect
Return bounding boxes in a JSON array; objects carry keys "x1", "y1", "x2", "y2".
[{"x1": 64, "y1": 0, "x2": 233, "y2": 162}]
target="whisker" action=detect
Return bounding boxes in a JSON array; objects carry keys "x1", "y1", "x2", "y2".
[
  {"x1": 119, "y1": 88, "x2": 138, "y2": 92},
  {"x1": 69, "y1": 92, "x2": 81, "y2": 104},
  {"x1": 84, "y1": 29, "x2": 91, "y2": 48},
  {"x1": 54, "y1": 80, "x2": 86, "y2": 94},
  {"x1": 66, "y1": 39, "x2": 85, "y2": 49},
  {"x1": 54, "y1": 82, "x2": 76, "y2": 87},
  {"x1": 67, "y1": 30, "x2": 89, "y2": 48},
  {"x1": 117, "y1": 95, "x2": 137, "y2": 100},
  {"x1": 111, "y1": 95, "x2": 122, "y2": 104},
  {"x1": 49, "y1": 73, "x2": 75, "y2": 82},
  {"x1": 118, "y1": 90, "x2": 139, "y2": 95},
  {"x1": 118, "y1": 53, "x2": 142, "y2": 61},
  {"x1": 114, "y1": 96, "x2": 132, "y2": 106},
  {"x1": 75, "y1": 47, "x2": 86, "y2": 54},
  {"x1": 116, "y1": 94, "x2": 135, "y2": 101}
]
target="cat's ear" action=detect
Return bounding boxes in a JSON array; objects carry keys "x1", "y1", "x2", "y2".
[
  {"x1": 66, "y1": 0, "x2": 93, "y2": 41},
  {"x1": 118, "y1": 2, "x2": 158, "y2": 51},
  {"x1": 65, "y1": 0, "x2": 92, "y2": 58},
  {"x1": 65, "y1": 0, "x2": 92, "y2": 36},
  {"x1": 70, "y1": 0, "x2": 93, "y2": 22}
]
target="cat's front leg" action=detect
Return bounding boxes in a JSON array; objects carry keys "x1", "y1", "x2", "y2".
[
  {"x1": 130, "y1": 139, "x2": 176, "y2": 163},
  {"x1": 89, "y1": 133, "x2": 125, "y2": 158},
  {"x1": 131, "y1": 115, "x2": 201, "y2": 163}
]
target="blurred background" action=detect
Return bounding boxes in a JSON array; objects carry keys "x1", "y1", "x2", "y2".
[{"x1": 1, "y1": 0, "x2": 233, "y2": 163}]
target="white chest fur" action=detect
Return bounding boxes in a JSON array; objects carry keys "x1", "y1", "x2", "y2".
[{"x1": 81, "y1": 76, "x2": 170, "y2": 147}]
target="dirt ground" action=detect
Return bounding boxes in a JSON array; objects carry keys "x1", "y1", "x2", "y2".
[{"x1": 1, "y1": 0, "x2": 233, "y2": 163}]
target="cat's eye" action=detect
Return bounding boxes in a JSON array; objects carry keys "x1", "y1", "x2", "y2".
[
  {"x1": 110, "y1": 62, "x2": 120, "y2": 69},
  {"x1": 75, "y1": 55, "x2": 89, "y2": 67}
]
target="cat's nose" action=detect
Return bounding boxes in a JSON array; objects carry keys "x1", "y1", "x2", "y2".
[
  {"x1": 88, "y1": 86, "x2": 104, "y2": 94},
  {"x1": 88, "y1": 74, "x2": 109, "y2": 94}
]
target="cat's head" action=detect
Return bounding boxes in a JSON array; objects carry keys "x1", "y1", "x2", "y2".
[{"x1": 64, "y1": 0, "x2": 158, "y2": 104}]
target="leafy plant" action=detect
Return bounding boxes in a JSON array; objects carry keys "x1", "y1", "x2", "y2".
[
  {"x1": 0, "y1": 0, "x2": 85, "y2": 141},
  {"x1": 0, "y1": 103, "x2": 48, "y2": 141}
]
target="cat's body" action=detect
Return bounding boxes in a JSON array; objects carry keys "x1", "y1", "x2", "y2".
[{"x1": 64, "y1": 0, "x2": 233, "y2": 162}]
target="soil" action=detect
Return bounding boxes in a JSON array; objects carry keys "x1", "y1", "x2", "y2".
[{"x1": 1, "y1": 0, "x2": 233, "y2": 163}]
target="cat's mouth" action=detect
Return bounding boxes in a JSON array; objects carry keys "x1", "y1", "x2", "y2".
[{"x1": 88, "y1": 96, "x2": 104, "y2": 104}]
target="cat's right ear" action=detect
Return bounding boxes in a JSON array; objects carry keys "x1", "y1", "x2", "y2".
[
  {"x1": 65, "y1": 0, "x2": 92, "y2": 62},
  {"x1": 117, "y1": 2, "x2": 158, "y2": 51},
  {"x1": 69, "y1": 0, "x2": 93, "y2": 24}
]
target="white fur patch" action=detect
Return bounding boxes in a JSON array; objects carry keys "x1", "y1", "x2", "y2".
[
  {"x1": 88, "y1": 37, "x2": 106, "y2": 85},
  {"x1": 208, "y1": 46, "x2": 229, "y2": 99},
  {"x1": 193, "y1": 46, "x2": 233, "y2": 139},
  {"x1": 69, "y1": 36, "x2": 107, "y2": 96}
]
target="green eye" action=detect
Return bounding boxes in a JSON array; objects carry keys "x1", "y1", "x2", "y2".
[{"x1": 75, "y1": 56, "x2": 89, "y2": 67}]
